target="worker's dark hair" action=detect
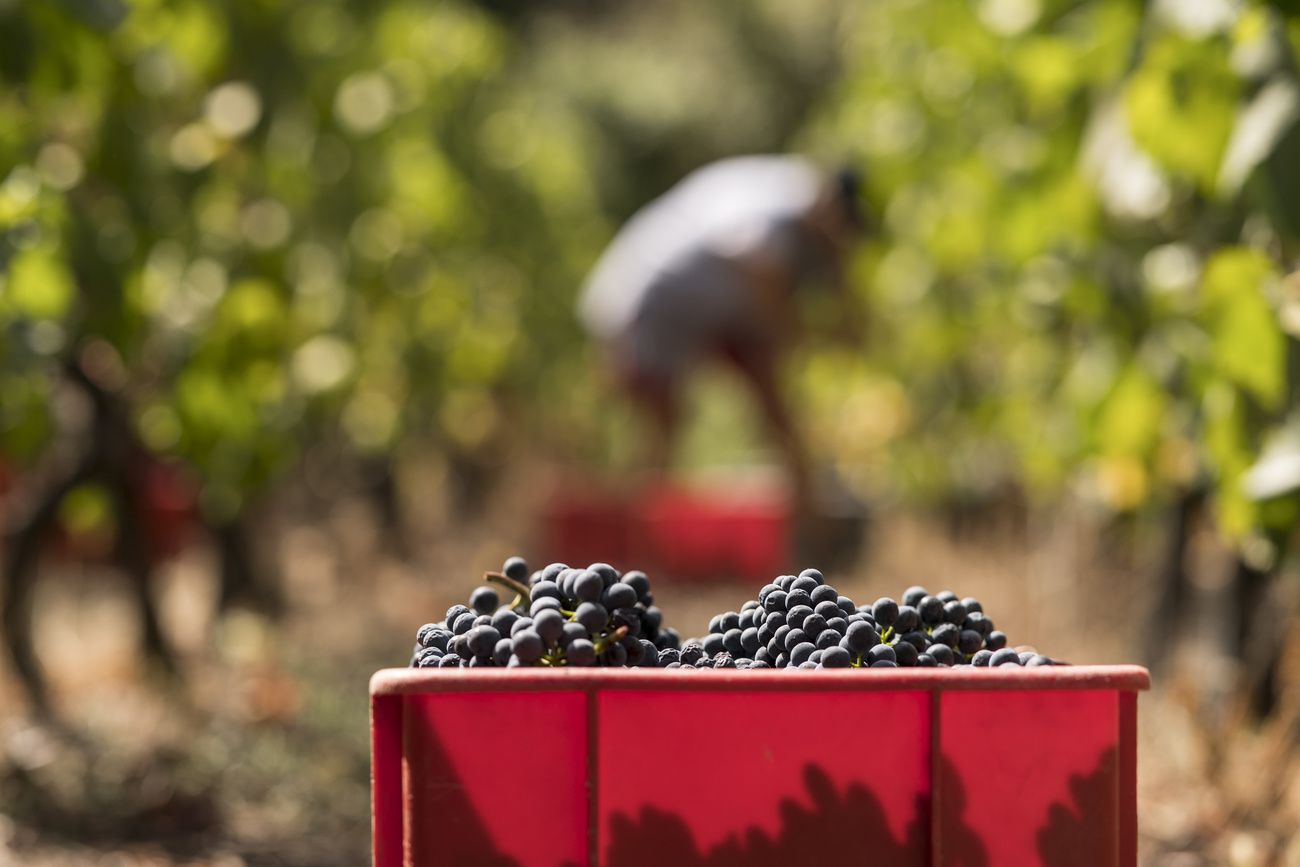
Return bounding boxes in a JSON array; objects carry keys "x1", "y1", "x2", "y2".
[{"x1": 835, "y1": 166, "x2": 869, "y2": 233}]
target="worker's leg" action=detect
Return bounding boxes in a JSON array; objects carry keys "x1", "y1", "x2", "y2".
[
  {"x1": 627, "y1": 373, "x2": 679, "y2": 473},
  {"x1": 722, "y1": 341, "x2": 811, "y2": 508}
]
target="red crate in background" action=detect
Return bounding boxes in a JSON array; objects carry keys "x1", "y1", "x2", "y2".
[
  {"x1": 371, "y1": 666, "x2": 1149, "y2": 867},
  {"x1": 536, "y1": 483, "x2": 790, "y2": 582}
]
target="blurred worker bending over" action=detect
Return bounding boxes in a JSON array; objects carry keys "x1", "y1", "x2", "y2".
[{"x1": 578, "y1": 154, "x2": 865, "y2": 510}]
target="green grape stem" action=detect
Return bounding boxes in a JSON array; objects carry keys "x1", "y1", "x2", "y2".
[
  {"x1": 485, "y1": 571, "x2": 531, "y2": 611},
  {"x1": 592, "y1": 626, "x2": 628, "y2": 655}
]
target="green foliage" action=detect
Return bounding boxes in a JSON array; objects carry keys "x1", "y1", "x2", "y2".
[{"x1": 5, "y1": 0, "x2": 1300, "y2": 556}]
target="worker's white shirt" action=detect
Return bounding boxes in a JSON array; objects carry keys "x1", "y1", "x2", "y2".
[{"x1": 578, "y1": 155, "x2": 824, "y2": 345}]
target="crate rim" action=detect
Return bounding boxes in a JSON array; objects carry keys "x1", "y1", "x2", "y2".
[{"x1": 371, "y1": 664, "x2": 1150, "y2": 696}]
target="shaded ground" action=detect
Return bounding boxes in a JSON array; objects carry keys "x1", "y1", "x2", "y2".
[{"x1": 2, "y1": 460, "x2": 1300, "y2": 866}]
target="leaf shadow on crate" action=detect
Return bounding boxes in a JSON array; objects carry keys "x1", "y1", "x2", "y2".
[
  {"x1": 1037, "y1": 746, "x2": 1119, "y2": 867},
  {"x1": 598, "y1": 759, "x2": 986, "y2": 867}
]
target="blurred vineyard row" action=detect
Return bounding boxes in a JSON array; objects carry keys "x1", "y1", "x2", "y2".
[{"x1": 5, "y1": 0, "x2": 1300, "y2": 577}]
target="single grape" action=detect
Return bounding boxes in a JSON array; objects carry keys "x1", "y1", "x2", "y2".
[
  {"x1": 867, "y1": 644, "x2": 896, "y2": 664},
  {"x1": 738, "y1": 609, "x2": 755, "y2": 630},
  {"x1": 814, "y1": 600, "x2": 842, "y2": 622},
  {"x1": 533, "y1": 608, "x2": 565, "y2": 644},
  {"x1": 679, "y1": 643, "x2": 705, "y2": 666},
  {"x1": 703, "y1": 634, "x2": 726, "y2": 658},
  {"x1": 445, "y1": 604, "x2": 471, "y2": 627},
  {"x1": 990, "y1": 648, "x2": 1022, "y2": 666},
  {"x1": 893, "y1": 640, "x2": 919, "y2": 667},
  {"x1": 741, "y1": 627, "x2": 761, "y2": 655},
  {"x1": 928, "y1": 644, "x2": 955, "y2": 666},
  {"x1": 453, "y1": 612, "x2": 477, "y2": 635},
  {"x1": 798, "y1": 568, "x2": 824, "y2": 585},
  {"x1": 845, "y1": 621, "x2": 880, "y2": 653},
  {"x1": 960, "y1": 597, "x2": 982, "y2": 614},
  {"x1": 936, "y1": 591, "x2": 958, "y2": 603},
  {"x1": 802, "y1": 613, "x2": 827, "y2": 638},
  {"x1": 931, "y1": 623, "x2": 960, "y2": 647},
  {"x1": 763, "y1": 590, "x2": 788, "y2": 613},
  {"x1": 820, "y1": 645, "x2": 852, "y2": 668},
  {"x1": 958, "y1": 629, "x2": 984, "y2": 656},
  {"x1": 918, "y1": 596, "x2": 945, "y2": 625},
  {"x1": 622, "y1": 637, "x2": 646, "y2": 666},
  {"x1": 810, "y1": 585, "x2": 838, "y2": 606},
  {"x1": 438, "y1": 654, "x2": 462, "y2": 668},
  {"x1": 588, "y1": 563, "x2": 619, "y2": 587},
  {"x1": 894, "y1": 606, "x2": 920, "y2": 633},
  {"x1": 493, "y1": 638, "x2": 513, "y2": 666},
  {"x1": 943, "y1": 601, "x2": 968, "y2": 625},
  {"x1": 708, "y1": 615, "x2": 723, "y2": 635},
  {"x1": 470, "y1": 587, "x2": 499, "y2": 616},
  {"x1": 531, "y1": 580, "x2": 562, "y2": 601},
  {"x1": 900, "y1": 631, "x2": 929, "y2": 651},
  {"x1": 915, "y1": 653, "x2": 938, "y2": 667},
  {"x1": 749, "y1": 659, "x2": 771, "y2": 669},
  {"x1": 872, "y1": 598, "x2": 900, "y2": 629},
  {"x1": 741, "y1": 599, "x2": 760, "y2": 613},
  {"x1": 713, "y1": 653, "x2": 737, "y2": 669},
  {"x1": 510, "y1": 617, "x2": 534, "y2": 637},
  {"x1": 836, "y1": 596, "x2": 856, "y2": 618},
  {"x1": 719, "y1": 611, "x2": 741, "y2": 632},
  {"x1": 573, "y1": 570, "x2": 604, "y2": 603},
  {"x1": 723, "y1": 629, "x2": 745, "y2": 657},
  {"x1": 621, "y1": 571, "x2": 651, "y2": 601},
  {"x1": 971, "y1": 649, "x2": 993, "y2": 667},
  {"x1": 1026, "y1": 654, "x2": 1053, "y2": 667},
  {"x1": 658, "y1": 647, "x2": 681, "y2": 666},
  {"x1": 791, "y1": 576, "x2": 819, "y2": 595},
  {"x1": 454, "y1": 634, "x2": 472, "y2": 659},
  {"x1": 503, "y1": 556, "x2": 529, "y2": 583},
  {"x1": 777, "y1": 575, "x2": 796, "y2": 591},
  {"x1": 825, "y1": 616, "x2": 848, "y2": 635},
  {"x1": 815, "y1": 629, "x2": 840, "y2": 651},
  {"x1": 902, "y1": 585, "x2": 928, "y2": 608},
  {"x1": 491, "y1": 609, "x2": 519, "y2": 637},
  {"x1": 784, "y1": 628, "x2": 810, "y2": 652},
  {"x1": 869, "y1": 660, "x2": 898, "y2": 668},
  {"x1": 574, "y1": 602, "x2": 608, "y2": 634},
  {"x1": 540, "y1": 563, "x2": 567, "y2": 584},
  {"x1": 466, "y1": 625, "x2": 502, "y2": 658},
  {"x1": 984, "y1": 631, "x2": 1008, "y2": 651},
  {"x1": 642, "y1": 606, "x2": 663, "y2": 634},
  {"x1": 1018, "y1": 651, "x2": 1035, "y2": 665},
  {"x1": 567, "y1": 639, "x2": 597, "y2": 666},
  {"x1": 604, "y1": 642, "x2": 628, "y2": 666},
  {"x1": 786, "y1": 605, "x2": 814, "y2": 630},
  {"x1": 512, "y1": 630, "x2": 544, "y2": 662},
  {"x1": 809, "y1": 650, "x2": 823, "y2": 664},
  {"x1": 785, "y1": 588, "x2": 814, "y2": 610},
  {"x1": 790, "y1": 642, "x2": 817, "y2": 666},
  {"x1": 754, "y1": 646, "x2": 772, "y2": 664},
  {"x1": 775, "y1": 652, "x2": 789, "y2": 668}
]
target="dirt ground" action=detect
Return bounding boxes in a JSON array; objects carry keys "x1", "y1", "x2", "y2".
[{"x1": 2, "y1": 461, "x2": 1300, "y2": 866}]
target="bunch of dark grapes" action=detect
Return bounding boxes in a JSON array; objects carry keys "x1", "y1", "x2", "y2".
[
  {"x1": 676, "y1": 572, "x2": 1062, "y2": 670},
  {"x1": 409, "y1": 557, "x2": 681, "y2": 668}
]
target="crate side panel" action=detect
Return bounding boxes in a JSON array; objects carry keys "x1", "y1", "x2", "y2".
[
  {"x1": 372, "y1": 695, "x2": 404, "y2": 867},
  {"x1": 939, "y1": 689, "x2": 1119, "y2": 867},
  {"x1": 598, "y1": 690, "x2": 930, "y2": 867},
  {"x1": 404, "y1": 691, "x2": 588, "y2": 867}
]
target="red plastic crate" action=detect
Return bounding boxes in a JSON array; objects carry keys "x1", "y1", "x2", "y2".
[
  {"x1": 536, "y1": 485, "x2": 790, "y2": 582},
  {"x1": 371, "y1": 666, "x2": 1149, "y2": 866}
]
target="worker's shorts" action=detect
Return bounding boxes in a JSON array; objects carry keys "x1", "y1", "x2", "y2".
[{"x1": 610, "y1": 252, "x2": 771, "y2": 395}]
